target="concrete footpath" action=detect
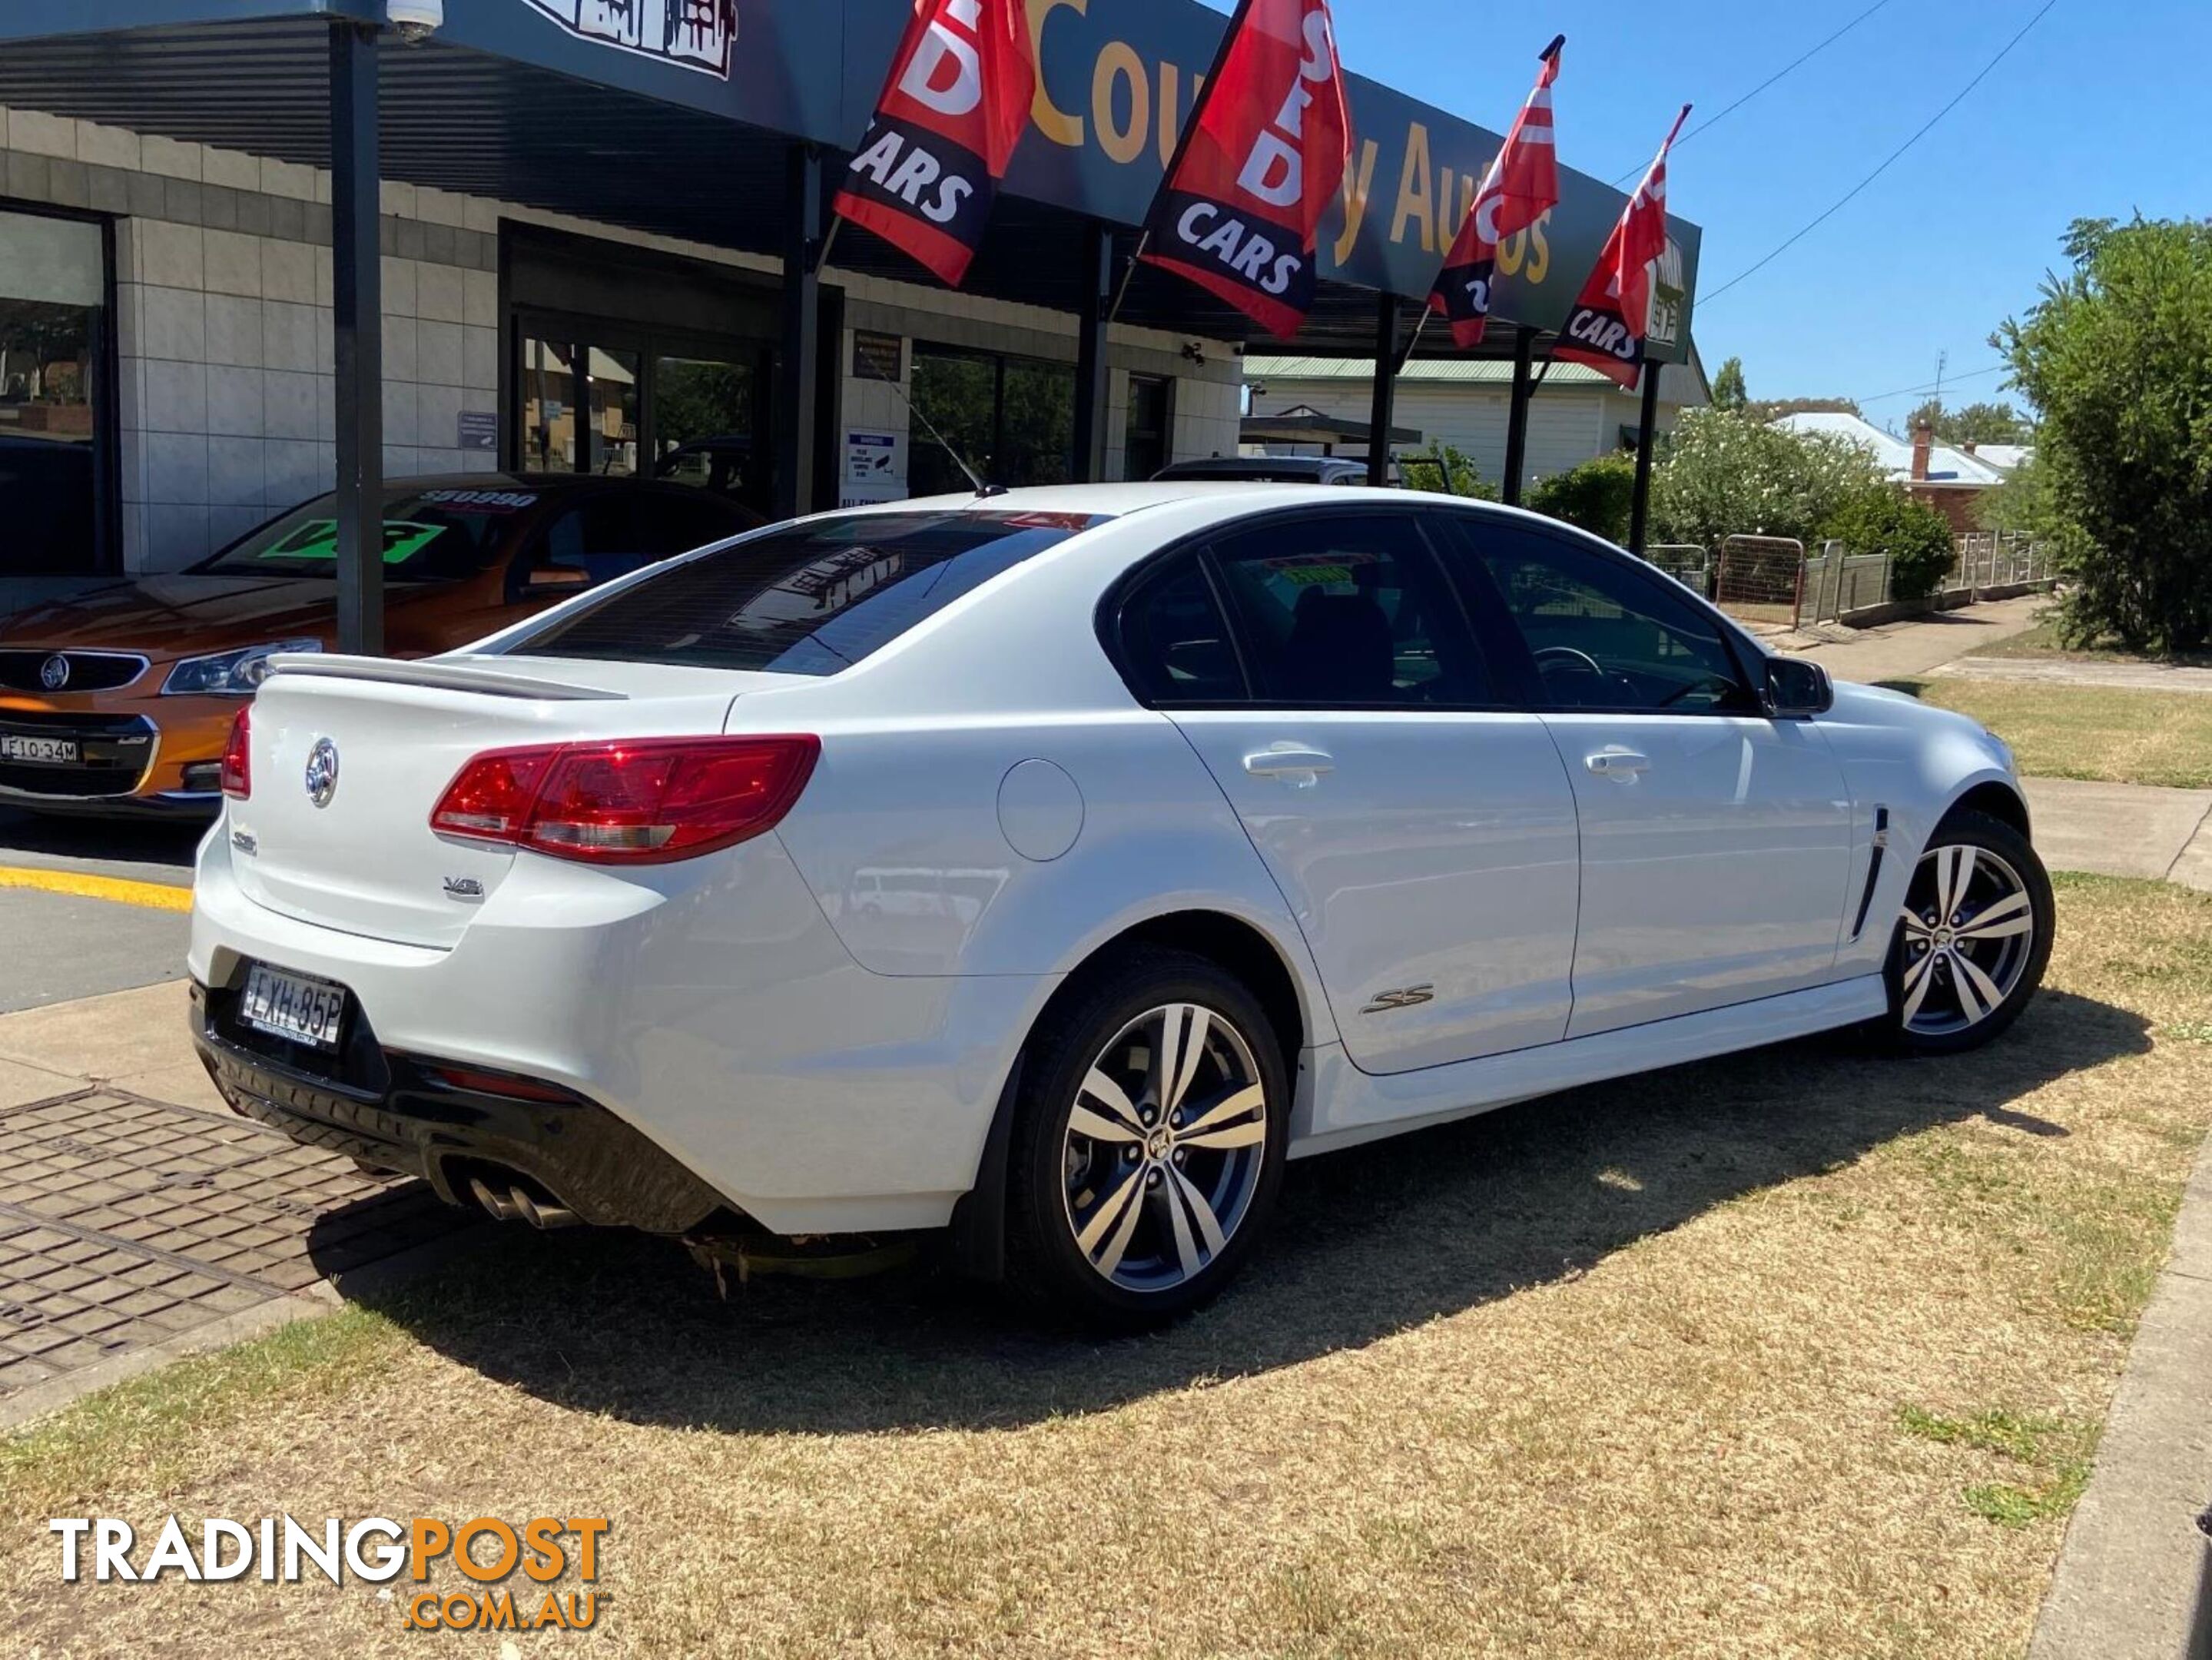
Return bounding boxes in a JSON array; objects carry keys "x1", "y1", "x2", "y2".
[
  {"x1": 1773, "y1": 591, "x2": 2051, "y2": 682},
  {"x1": 2025, "y1": 778, "x2": 2212, "y2": 895},
  {"x1": 2028, "y1": 1135, "x2": 2212, "y2": 1660}
]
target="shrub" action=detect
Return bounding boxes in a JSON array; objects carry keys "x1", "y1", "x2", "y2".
[
  {"x1": 1525, "y1": 453, "x2": 1638, "y2": 544},
  {"x1": 1648, "y1": 407, "x2": 1885, "y2": 551},
  {"x1": 1819, "y1": 487, "x2": 1957, "y2": 602},
  {"x1": 1401, "y1": 439, "x2": 1499, "y2": 500}
]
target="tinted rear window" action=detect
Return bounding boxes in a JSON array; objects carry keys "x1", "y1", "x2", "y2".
[{"x1": 506, "y1": 510, "x2": 1109, "y2": 675}]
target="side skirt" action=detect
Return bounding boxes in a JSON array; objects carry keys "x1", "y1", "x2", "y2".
[{"x1": 1287, "y1": 974, "x2": 1889, "y2": 1160}]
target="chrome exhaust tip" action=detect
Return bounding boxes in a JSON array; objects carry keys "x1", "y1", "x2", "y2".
[{"x1": 467, "y1": 1175, "x2": 580, "y2": 1230}]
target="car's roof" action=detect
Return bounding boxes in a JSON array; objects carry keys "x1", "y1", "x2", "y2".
[
  {"x1": 877, "y1": 481, "x2": 1375, "y2": 515},
  {"x1": 870, "y1": 480, "x2": 1501, "y2": 525}
]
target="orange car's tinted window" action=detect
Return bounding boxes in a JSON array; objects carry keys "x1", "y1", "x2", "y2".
[{"x1": 196, "y1": 488, "x2": 540, "y2": 582}]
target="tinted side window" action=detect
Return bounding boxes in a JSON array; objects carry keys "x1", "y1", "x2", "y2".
[
  {"x1": 1209, "y1": 513, "x2": 1489, "y2": 706},
  {"x1": 635, "y1": 490, "x2": 746, "y2": 554},
  {"x1": 1116, "y1": 555, "x2": 1244, "y2": 704},
  {"x1": 1468, "y1": 526, "x2": 1753, "y2": 713},
  {"x1": 532, "y1": 496, "x2": 643, "y2": 586}
]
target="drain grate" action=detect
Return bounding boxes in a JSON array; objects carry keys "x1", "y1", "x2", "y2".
[{"x1": 0, "y1": 1090, "x2": 472, "y2": 1396}]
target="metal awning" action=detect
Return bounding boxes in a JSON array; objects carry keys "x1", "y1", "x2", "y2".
[{"x1": 1242, "y1": 409, "x2": 1424, "y2": 448}]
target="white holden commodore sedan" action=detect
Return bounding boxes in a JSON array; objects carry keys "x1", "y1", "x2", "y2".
[{"x1": 189, "y1": 485, "x2": 2051, "y2": 1326}]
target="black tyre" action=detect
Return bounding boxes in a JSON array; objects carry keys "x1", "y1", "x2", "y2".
[
  {"x1": 1006, "y1": 948, "x2": 1290, "y2": 1331},
  {"x1": 1884, "y1": 808, "x2": 2054, "y2": 1055}
]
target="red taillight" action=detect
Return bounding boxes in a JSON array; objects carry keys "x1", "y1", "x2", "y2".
[
  {"x1": 220, "y1": 707, "x2": 251, "y2": 799},
  {"x1": 429, "y1": 735, "x2": 819, "y2": 865}
]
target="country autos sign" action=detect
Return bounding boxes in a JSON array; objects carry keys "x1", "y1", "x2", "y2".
[{"x1": 519, "y1": 0, "x2": 738, "y2": 79}]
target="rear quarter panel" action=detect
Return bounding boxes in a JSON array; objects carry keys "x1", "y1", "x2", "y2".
[{"x1": 738, "y1": 500, "x2": 1342, "y2": 1048}]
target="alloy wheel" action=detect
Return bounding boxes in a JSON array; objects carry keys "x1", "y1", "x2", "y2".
[
  {"x1": 1059, "y1": 1002, "x2": 1269, "y2": 1294},
  {"x1": 1898, "y1": 842, "x2": 2037, "y2": 1038}
]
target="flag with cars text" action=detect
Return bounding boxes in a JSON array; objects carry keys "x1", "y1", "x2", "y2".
[
  {"x1": 1137, "y1": 0, "x2": 1352, "y2": 340},
  {"x1": 1550, "y1": 103, "x2": 1690, "y2": 390},
  {"x1": 833, "y1": 0, "x2": 1038, "y2": 287},
  {"x1": 1427, "y1": 36, "x2": 1563, "y2": 349}
]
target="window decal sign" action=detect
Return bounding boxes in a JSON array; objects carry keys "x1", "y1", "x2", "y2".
[
  {"x1": 519, "y1": 0, "x2": 738, "y2": 81},
  {"x1": 260, "y1": 521, "x2": 447, "y2": 566}
]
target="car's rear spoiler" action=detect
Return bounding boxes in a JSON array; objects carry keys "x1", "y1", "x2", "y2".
[{"x1": 264, "y1": 654, "x2": 628, "y2": 702}]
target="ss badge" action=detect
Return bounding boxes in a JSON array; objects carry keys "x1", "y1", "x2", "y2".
[{"x1": 1360, "y1": 984, "x2": 1434, "y2": 1015}]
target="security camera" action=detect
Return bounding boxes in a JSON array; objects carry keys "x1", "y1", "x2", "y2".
[{"x1": 387, "y1": 0, "x2": 443, "y2": 44}]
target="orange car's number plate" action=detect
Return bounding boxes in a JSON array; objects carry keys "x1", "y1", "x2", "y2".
[
  {"x1": 0, "y1": 735, "x2": 77, "y2": 764},
  {"x1": 240, "y1": 964, "x2": 347, "y2": 1050}
]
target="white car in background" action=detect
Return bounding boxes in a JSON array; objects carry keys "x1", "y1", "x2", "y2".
[{"x1": 188, "y1": 485, "x2": 2051, "y2": 1327}]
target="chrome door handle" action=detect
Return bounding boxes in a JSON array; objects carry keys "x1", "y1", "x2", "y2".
[
  {"x1": 1244, "y1": 746, "x2": 1335, "y2": 780},
  {"x1": 1584, "y1": 749, "x2": 1650, "y2": 779}
]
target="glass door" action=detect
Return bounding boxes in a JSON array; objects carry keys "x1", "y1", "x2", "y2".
[
  {"x1": 0, "y1": 207, "x2": 111, "y2": 574},
  {"x1": 513, "y1": 310, "x2": 772, "y2": 515}
]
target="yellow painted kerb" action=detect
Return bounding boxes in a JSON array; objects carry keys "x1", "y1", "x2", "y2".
[{"x1": 0, "y1": 865, "x2": 194, "y2": 914}]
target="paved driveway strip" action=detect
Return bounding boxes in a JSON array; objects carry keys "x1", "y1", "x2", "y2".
[{"x1": 0, "y1": 983, "x2": 476, "y2": 1426}]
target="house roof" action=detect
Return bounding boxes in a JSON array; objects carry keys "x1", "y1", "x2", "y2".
[
  {"x1": 1967, "y1": 444, "x2": 2033, "y2": 473},
  {"x1": 1246, "y1": 354, "x2": 1708, "y2": 407},
  {"x1": 1247, "y1": 355, "x2": 1624, "y2": 387},
  {"x1": 1769, "y1": 411, "x2": 2008, "y2": 488}
]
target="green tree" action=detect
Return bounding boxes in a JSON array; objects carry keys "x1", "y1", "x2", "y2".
[
  {"x1": 1819, "y1": 488, "x2": 1957, "y2": 602},
  {"x1": 1526, "y1": 453, "x2": 1638, "y2": 543},
  {"x1": 1710, "y1": 356, "x2": 1748, "y2": 410},
  {"x1": 1902, "y1": 397, "x2": 2027, "y2": 447},
  {"x1": 1401, "y1": 439, "x2": 1498, "y2": 500},
  {"x1": 1648, "y1": 407, "x2": 1885, "y2": 550},
  {"x1": 1998, "y1": 215, "x2": 2212, "y2": 652}
]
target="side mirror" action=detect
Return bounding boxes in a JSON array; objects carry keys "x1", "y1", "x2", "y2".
[
  {"x1": 1764, "y1": 656, "x2": 1834, "y2": 718},
  {"x1": 522, "y1": 565, "x2": 592, "y2": 599}
]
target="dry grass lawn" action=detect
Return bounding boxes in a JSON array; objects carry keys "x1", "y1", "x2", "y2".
[
  {"x1": 5, "y1": 875, "x2": 2211, "y2": 1658},
  {"x1": 1965, "y1": 618, "x2": 2212, "y2": 668},
  {"x1": 1885, "y1": 677, "x2": 2212, "y2": 790}
]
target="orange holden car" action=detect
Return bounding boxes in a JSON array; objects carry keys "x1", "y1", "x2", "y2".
[{"x1": 0, "y1": 473, "x2": 761, "y2": 818}]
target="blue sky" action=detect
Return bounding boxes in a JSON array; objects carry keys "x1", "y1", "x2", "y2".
[{"x1": 1236, "y1": 0, "x2": 2209, "y2": 428}]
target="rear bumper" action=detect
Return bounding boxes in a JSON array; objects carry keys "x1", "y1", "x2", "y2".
[
  {"x1": 191, "y1": 982, "x2": 727, "y2": 1231},
  {"x1": 187, "y1": 818, "x2": 1053, "y2": 1235}
]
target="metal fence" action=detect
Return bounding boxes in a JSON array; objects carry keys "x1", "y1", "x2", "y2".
[
  {"x1": 1713, "y1": 536, "x2": 1807, "y2": 626},
  {"x1": 1659, "y1": 530, "x2": 2058, "y2": 630},
  {"x1": 1643, "y1": 543, "x2": 1713, "y2": 595}
]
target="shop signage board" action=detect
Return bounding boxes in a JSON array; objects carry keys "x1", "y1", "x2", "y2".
[
  {"x1": 841, "y1": 430, "x2": 905, "y2": 505},
  {"x1": 17, "y1": 1, "x2": 1696, "y2": 350},
  {"x1": 851, "y1": 330, "x2": 904, "y2": 383}
]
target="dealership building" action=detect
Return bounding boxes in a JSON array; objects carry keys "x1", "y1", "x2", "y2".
[{"x1": 0, "y1": 0, "x2": 1702, "y2": 622}]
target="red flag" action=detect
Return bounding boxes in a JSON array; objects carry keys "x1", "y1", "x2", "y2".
[
  {"x1": 1553, "y1": 105, "x2": 1690, "y2": 390},
  {"x1": 832, "y1": 0, "x2": 1037, "y2": 287},
  {"x1": 1137, "y1": 0, "x2": 1352, "y2": 340},
  {"x1": 1428, "y1": 37, "x2": 1563, "y2": 350}
]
